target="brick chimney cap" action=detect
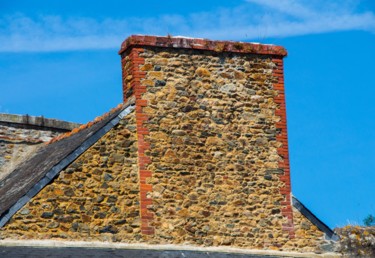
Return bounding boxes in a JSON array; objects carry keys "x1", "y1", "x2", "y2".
[{"x1": 119, "y1": 35, "x2": 287, "y2": 57}]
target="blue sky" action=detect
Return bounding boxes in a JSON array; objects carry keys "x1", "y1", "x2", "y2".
[{"x1": 1, "y1": 0, "x2": 374, "y2": 229}]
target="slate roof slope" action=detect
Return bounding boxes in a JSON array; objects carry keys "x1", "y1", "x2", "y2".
[{"x1": 0, "y1": 101, "x2": 135, "y2": 227}]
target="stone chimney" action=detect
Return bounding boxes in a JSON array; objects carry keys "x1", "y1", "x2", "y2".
[{"x1": 118, "y1": 35, "x2": 294, "y2": 246}]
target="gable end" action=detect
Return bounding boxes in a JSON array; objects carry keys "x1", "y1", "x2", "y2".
[{"x1": 0, "y1": 104, "x2": 135, "y2": 227}]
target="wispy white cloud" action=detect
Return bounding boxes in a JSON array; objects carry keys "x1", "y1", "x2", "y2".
[
  {"x1": 0, "y1": 0, "x2": 374, "y2": 52},
  {"x1": 246, "y1": 0, "x2": 318, "y2": 19},
  {"x1": 245, "y1": 0, "x2": 375, "y2": 35}
]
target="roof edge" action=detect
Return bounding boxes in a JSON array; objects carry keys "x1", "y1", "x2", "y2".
[
  {"x1": 0, "y1": 113, "x2": 81, "y2": 131},
  {"x1": 118, "y1": 35, "x2": 287, "y2": 57},
  {"x1": 292, "y1": 196, "x2": 339, "y2": 241},
  {"x1": 0, "y1": 240, "x2": 340, "y2": 257}
]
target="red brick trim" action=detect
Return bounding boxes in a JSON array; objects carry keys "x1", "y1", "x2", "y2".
[
  {"x1": 119, "y1": 35, "x2": 287, "y2": 57},
  {"x1": 121, "y1": 47, "x2": 154, "y2": 235},
  {"x1": 273, "y1": 57, "x2": 295, "y2": 239}
]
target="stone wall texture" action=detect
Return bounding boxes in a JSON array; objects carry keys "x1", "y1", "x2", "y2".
[
  {"x1": 121, "y1": 45, "x2": 327, "y2": 252},
  {"x1": 1, "y1": 113, "x2": 141, "y2": 242},
  {"x1": 290, "y1": 207, "x2": 326, "y2": 252},
  {"x1": 139, "y1": 48, "x2": 287, "y2": 248},
  {"x1": 0, "y1": 124, "x2": 63, "y2": 180},
  {"x1": 1, "y1": 36, "x2": 332, "y2": 254},
  {"x1": 336, "y1": 226, "x2": 375, "y2": 257},
  {"x1": 0, "y1": 114, "x2": 80, "y2": 180}
]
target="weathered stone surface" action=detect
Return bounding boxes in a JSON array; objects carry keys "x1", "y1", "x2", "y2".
[
  {"x1": 41, "y1": 212, "x2": 54, "y2": 219},
  {"x1": 131, "y1": 47, "x2": 293, "y2": 250},
  {"x1": 0, "y1": 129, "x2": 58, "y2": 180},
  {"x1": 195, "y1": 67, "x2": 211, "y2": 77},
  {"x1": 1, "y1": 113, "x2": 140, "y2": 242},
  {"x1": 130, "y1": 47, "x2": 330, "y2": 252},
  {"x1": 283, "y1": 207, "x2": 327, "y2": 253},
  {"x1": 0, "y1": 114, "x2": 80, "y2": 180},
  {"x1": 336, "y1": 226, "x2": 375, "y2": 257}
]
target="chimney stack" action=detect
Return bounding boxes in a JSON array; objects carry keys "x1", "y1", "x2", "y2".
[{"x1": 119, "y1": 35, "x2": 294, "y2": 243}]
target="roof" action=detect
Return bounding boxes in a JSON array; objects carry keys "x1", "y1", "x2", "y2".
[
  {"x1": 0, "y1": 101, "x2": 135, "y2": 227},
  {"x1": 118, "y1": 35, "x2": 287, "y2": 57},
  {"x1": 0, "y1": 240, "x2": 337, "y2": 257},
  {"x1": 0, "y1": 246, "x2": 304, "y2": 258}
]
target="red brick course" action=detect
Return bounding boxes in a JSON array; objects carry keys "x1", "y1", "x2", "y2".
[
  {"x1": 121, "y1": 47, "x2": 155, "y2": 235},
  {"x1": 119, "y1": 35, "x2": 287, "y2": 57},
  {"x1": 272, "y1": 57, "x2": 295, "y2": 239}
]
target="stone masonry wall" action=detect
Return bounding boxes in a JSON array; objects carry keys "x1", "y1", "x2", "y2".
[
  {"x1": 288, "y1": 207, "x2": 326, "y2": 252},
  {"x1": 0, "y1": 125, "x2": 60, "y2": 180},
  {"x1": 0, "y1": 115, "x2": 80, "y2": 180},
  {"x1": 1, "y1": 112, "x2": 141, "y2": 242},
  {"x1": 121, "y1": 45, "x2": 325, "y2": 251}
]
